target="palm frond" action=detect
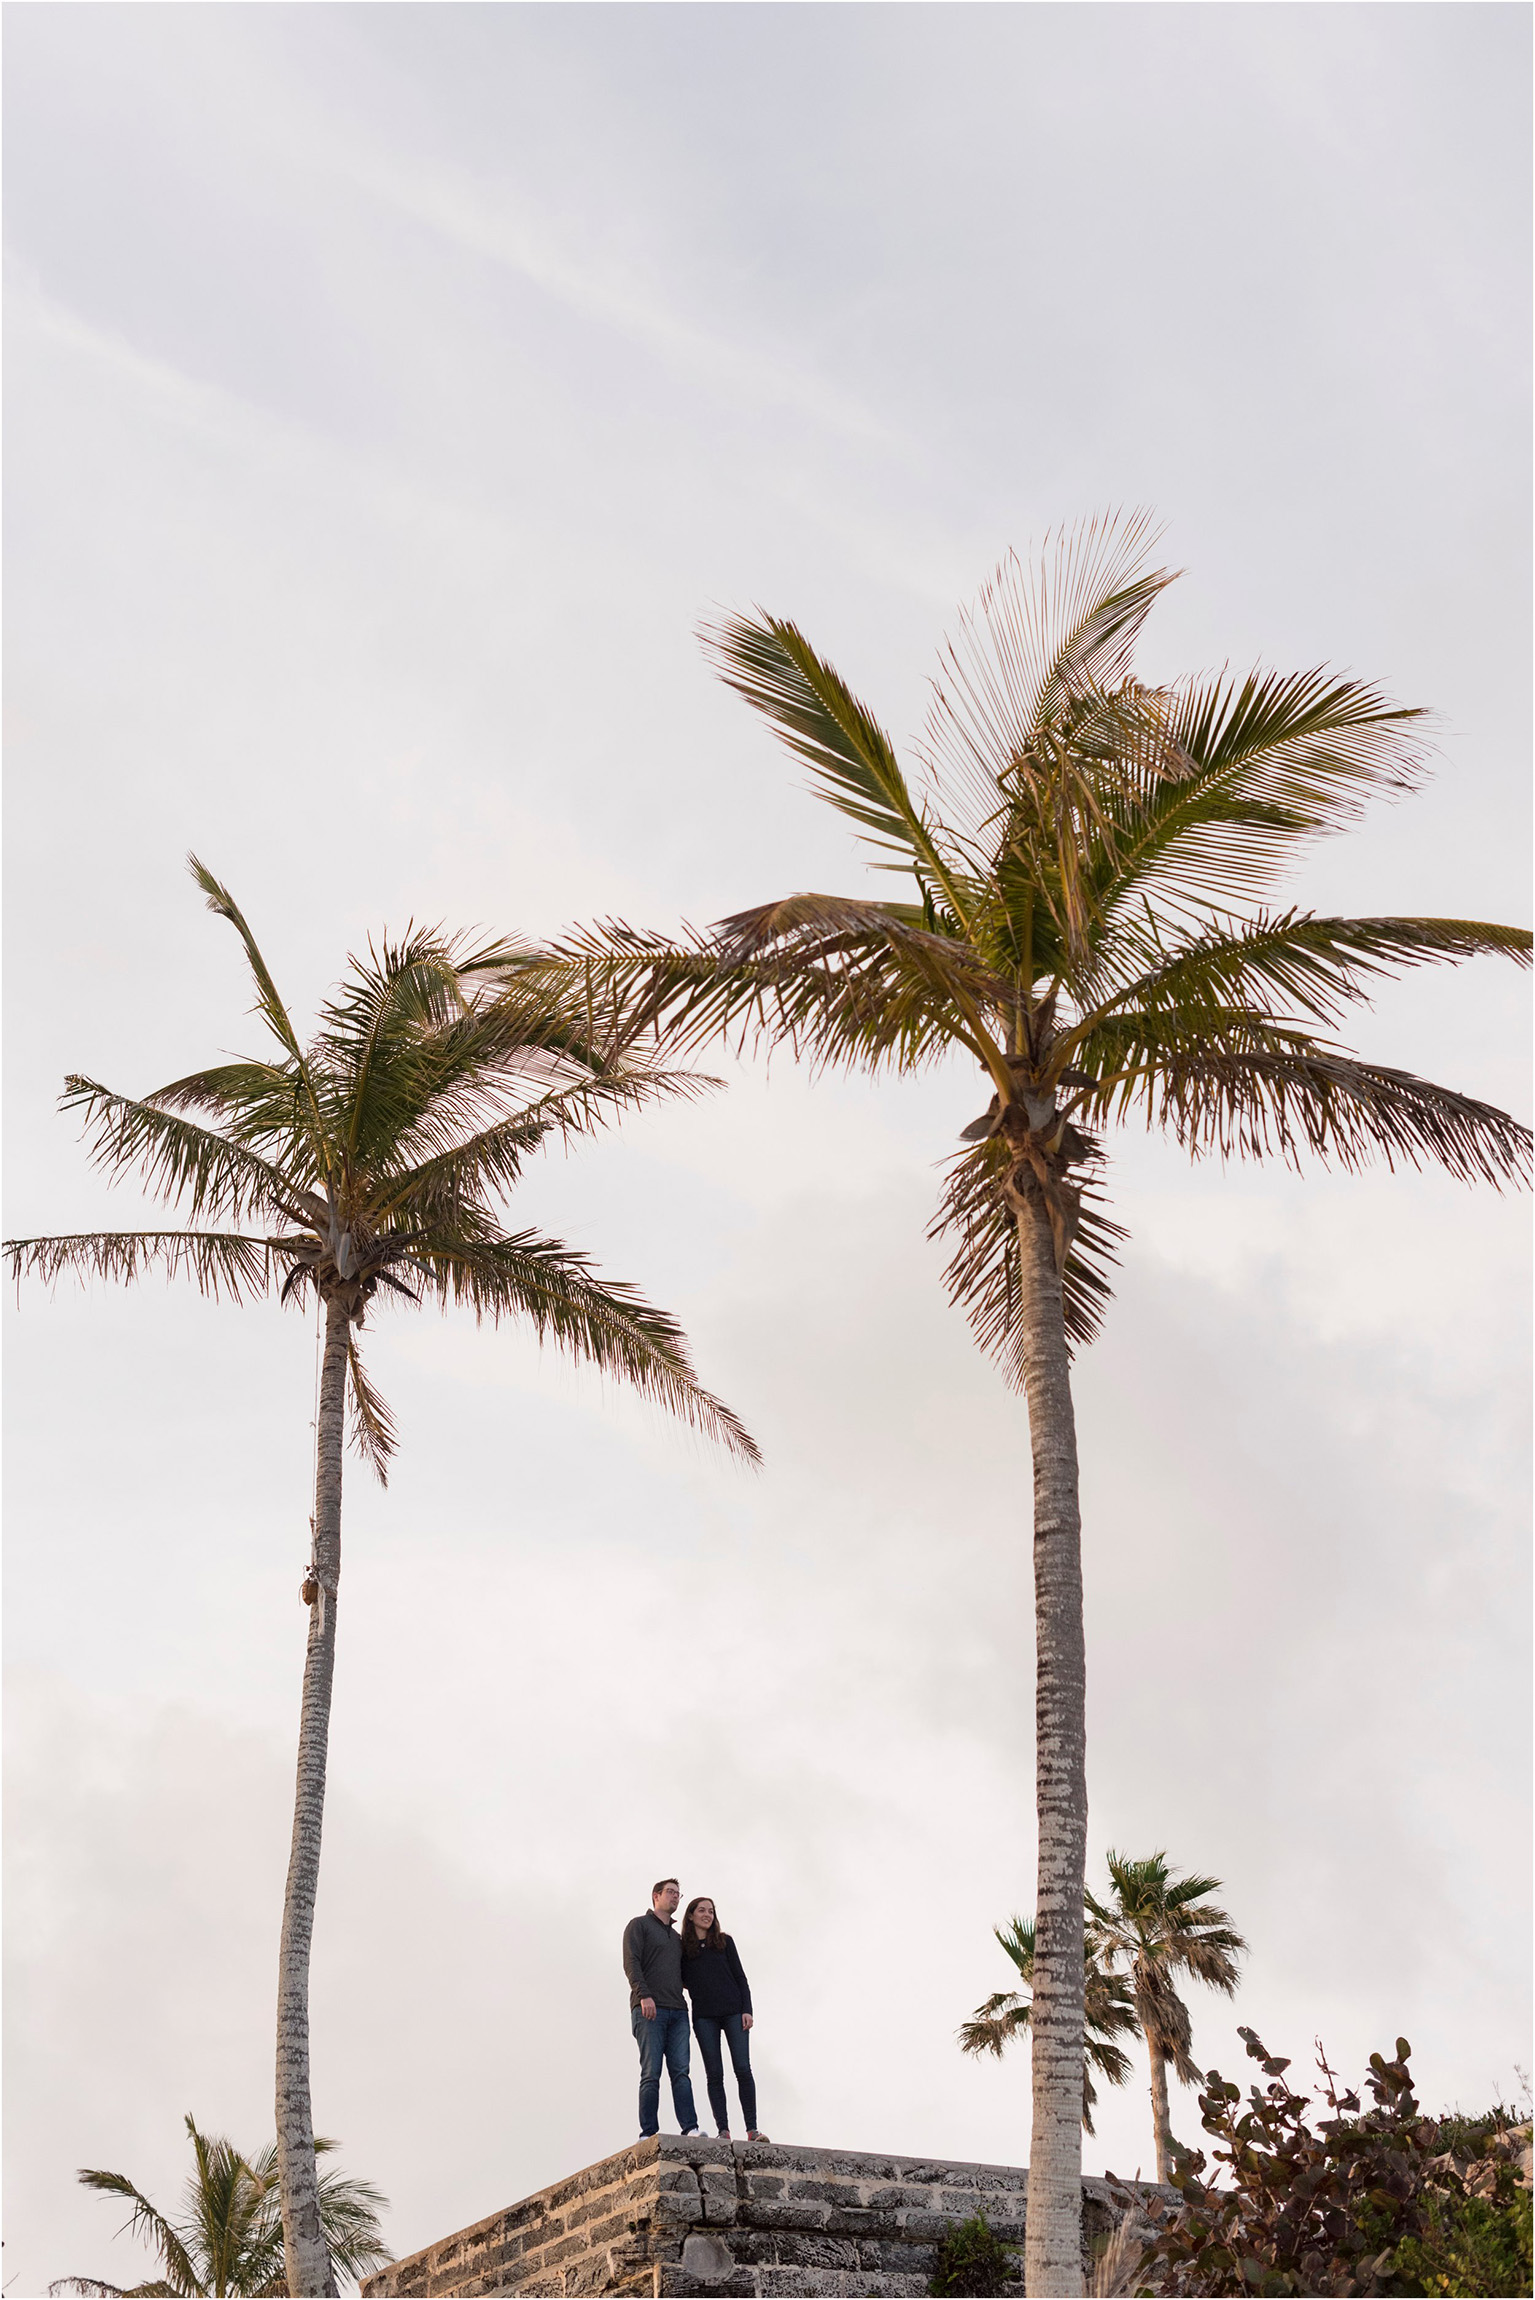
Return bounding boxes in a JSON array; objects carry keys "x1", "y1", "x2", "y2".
[
  {"x1": 961, "y1": 1908, "x2": 1136, "y2": 2132},
  {"x1": 1080, "y1": 1019, "x2": 1533, "y2": 1186},
  {"x1": 366, "y1": 1060, "x2": 716, "y2": 1229},
  {"x1": 312, "y1": 2160, "x2": 394, "y2": 2279},
  {"x1": 74, "y1": 2170, "x2": 199, "y2": 2297},
  {"x1": 46, "y1": 2282, "x2": 180, "y2": 2297},
  {"x1": 61, "y1": 1077, "x2": 309, "y2": 1226},
  {"x1": 346, "y1": 1332, "x2": 398, "y2": 1484},
  {"x1": 921, "y1": 514, "x2": 1176, "y2": 809},
  {"x1": 702, "y1": 611, "x2": 978, "y2": 921},
  {"x1": 145, "y1": 1058, "x2": 314, "y2": 1138},
  {"x1": 404, "y1": 1224, "x2": 761, "y2": 1464},
  {"x1": 1090, "y1": 667, "x2": 1432, "y2": 913},
  {"x1": 918, "y1": 515, "x2": 1180, "y2": 864},
  {"x1": 1080, "y1": 911, "x2": 1532, "y2": 1033},
  {"x1": 242, "y1": 2137, "x2": 391, "y2": 2283},
  {"x1": 187, "y1": 858, "x2": 329, "y2": 1145},
  {"x1": 709, "y1": 893, "x2": 1008, "y2": 1081},
  {"x1": 318, "y1": 927, "x2": 476, "y2": 1168},
  {"x1": 5, "y1": 1230, "x2": 275, "y2": 1303},
  {"x1": 958, "y1": 1990, "x2": 1032, "y2": 2057},
  {"x1": 930, "y1": 1135, "x2": 1127, "y2": 1368}
]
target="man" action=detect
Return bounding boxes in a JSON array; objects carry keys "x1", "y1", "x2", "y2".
[{"x1": 622, "y1": 1877, "x2": 701, "y2": 2141}]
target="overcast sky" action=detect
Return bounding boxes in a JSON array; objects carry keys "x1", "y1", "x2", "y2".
[{"x1": 4, "y1": 6, "x2": 1530, "y2": 2294}]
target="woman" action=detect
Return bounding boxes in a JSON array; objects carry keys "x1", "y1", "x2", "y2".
[{"x1": 679, "y1": 1896, "x2": 768, "y2": 2142}]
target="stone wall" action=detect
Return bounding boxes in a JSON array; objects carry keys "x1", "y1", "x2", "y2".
[{"x1": 361, "y1": 2136, "x2": 1170, "y2": 2298}]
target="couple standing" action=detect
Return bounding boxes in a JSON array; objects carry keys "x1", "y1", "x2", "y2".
[{"x1": 622, "y1": 1877, "x2": 768, "y2": 2143}]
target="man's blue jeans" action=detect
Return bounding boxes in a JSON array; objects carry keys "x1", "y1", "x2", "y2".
[{"x1": 632, "y1": 2004, "x2": 697, "y2": 2136}]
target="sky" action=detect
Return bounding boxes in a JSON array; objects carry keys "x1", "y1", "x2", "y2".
[{"x1": 3, "y1": 4, "x2": 1530, "y2": 2293}]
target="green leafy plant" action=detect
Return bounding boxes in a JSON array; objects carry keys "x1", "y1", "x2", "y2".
[
  {"x1": 927, "y1": 2210, "x2": 1020, "y2": 2297},
  {"x1": 1125, "y1": 2027, "x2": 1533, "y2": 2297},
  {"x1": 47, "y1": 2113, "x2": 389, "y2": 2296}
]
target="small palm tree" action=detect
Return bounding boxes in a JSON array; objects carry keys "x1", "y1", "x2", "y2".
[
  {"x1": 960, "y1": 1912, "x2": 1138, "y2": 2136},
  {"x1": 47, "y1": 2113, "x2": 389, "y2": 2296},
  {"x1": 1086, "y1": 1850, "x2": 1247, "y2": 2182},
  {"x1": 8, "y1": 861, "x2": 758, "y2": 2295},
  {"x1": 546, "y1": 514, "x2": 1531, "y2": 2289}
]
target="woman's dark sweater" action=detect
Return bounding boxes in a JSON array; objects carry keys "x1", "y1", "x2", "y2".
[{"x1": 681, "y1": 1934, "x2": 753, "y2": 2018}]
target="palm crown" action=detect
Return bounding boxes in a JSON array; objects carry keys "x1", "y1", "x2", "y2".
[
  {"x1": 49, "y1": 2113, "x2": 389, "y2": 2297},
  {"x1": 6, "y1": 858, "x2": 758, "y2": 1472},
  {"x1": 1086, "y1": 1850, "x2": 1247, "y2": 2182},
  {"x1": 567, "y1": 512, "x2": 1529, "y2": 1365}
]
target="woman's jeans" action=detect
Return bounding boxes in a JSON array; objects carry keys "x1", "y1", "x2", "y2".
[
  {"x1": 632, "y1": 2004, "x2": 698, "y2": 2137},
  {"x1": 692, "y1": 2012, "x2": 757, "y2": 2133}
]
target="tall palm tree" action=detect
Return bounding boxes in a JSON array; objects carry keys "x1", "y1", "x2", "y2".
[
  {"x1": 545, "y1": 514, "x2": 1531, "y2": 2290},
  {"x1": 7, "y1": 861, "x2": 758, "y2": 2296},
  {"x1": 960, "y1": 1912, "x2": 1138, "y2": 2137},
  {"x1": 48, "y1": 2113, "x2": 389, "y2": 2296},
  {"x1": 1086, "y1": 1851, "x2": 1246, "y2": 2182}
]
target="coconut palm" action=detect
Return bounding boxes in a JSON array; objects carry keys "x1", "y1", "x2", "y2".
[
  {"x1": 960, "y1": 1912, "x2": 1138, "y2": 2136},
  {"x1": 1086, "y1": 1851, "x2": 1247, "y2": 2182},
  {"x1": 7, "y1": 861, "x2": 758, "y2": 2296},
  {"x1": 47, "y1": 2113, "x2": 389, "y2": 2295},
  {"x1": 544, "y1": 514, "x2": 1532, "y2": 2289}
]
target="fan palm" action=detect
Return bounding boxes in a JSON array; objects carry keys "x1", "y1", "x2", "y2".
[
  {"x1": 960, "y1": 1912, "x2": 1137, "y2": 2137},
  {"x1": 47, "y1": 2113, "x2": 389, "y2": 2295},
  {"x1": 542, "y1": 513, "x2": 1531, "y2": 2290},
  {"x1": 1086, "y1": 1851, "x2": 1246, "y2": 2182},
  {"x1": 7, "y1": 861, "x2": 758, "y2": 2296}
]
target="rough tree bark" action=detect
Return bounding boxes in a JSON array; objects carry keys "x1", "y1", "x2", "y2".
[
  {"x1": 1145, "y1": 2032, "x2": 1175, "y2": 2186},
  {"x1": 275, "y1": 1294, "x2": 347, "y2": 2297},
  {"x1": 1009, "y1": 1165, "x2": 1088, "y2": 2298}
]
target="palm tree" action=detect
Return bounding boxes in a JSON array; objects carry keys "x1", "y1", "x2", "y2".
[
  {"x1": 8, "y1": 860, "x2": 758, "y2": 2296},
  {"x1": 546, "y1": 513, "x2": 1532, "y2": 2290},
  {"x1": 960, "y1": 1912, "x2": 1138, "y2": 2137},
  {"x1": 1086, "y1": 1851, "x2": 1246, "y2": 2183},
  {"x1": 48, "y1": 2113, "x2": 389, "y2": 2295}
]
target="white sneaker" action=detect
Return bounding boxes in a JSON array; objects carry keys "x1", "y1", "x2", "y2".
[{"x1": 680, "y1": 2127, "x2": 703, "y2": 2137}]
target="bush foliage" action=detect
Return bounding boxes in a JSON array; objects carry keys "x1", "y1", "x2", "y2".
[
  {"x1": 1118, "y1": 2028, "x2": 1531, "y2": 2298},
  {"x1": 927, "y1": 2209, "x2": 1020, "y2": 2297}
]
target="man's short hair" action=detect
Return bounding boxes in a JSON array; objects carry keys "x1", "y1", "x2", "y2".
[{"x1": 652, "y1": 1877, "x2": 679, "y2": 1900}]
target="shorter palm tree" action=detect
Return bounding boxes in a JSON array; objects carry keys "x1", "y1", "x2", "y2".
[
  {"x1": 48, "y1": 2113, "x2": 389, "y2": 2296},
  {"x1": 960, "y1": 1913, "x2": 1138, "y2": 2136},
  {"x1": 1086, "y1": 1851, "x2": 1247, "y2": 2182}
]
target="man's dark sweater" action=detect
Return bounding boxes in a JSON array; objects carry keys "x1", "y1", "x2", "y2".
[{"x1": 622, "y1": 1910, "x2": 685, "y2": 2011}]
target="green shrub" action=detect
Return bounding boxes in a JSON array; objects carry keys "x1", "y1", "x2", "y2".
[
  {"x1": 1390, "y1": 2181, "x2": 1532, "y2": 2296},
  {"x1": 927, "y1": 2209, "x2": 1020, "y2": 2296},
  {"x1": 1118, "y1": 2028, "x2": 1533, "y2": 2297}
]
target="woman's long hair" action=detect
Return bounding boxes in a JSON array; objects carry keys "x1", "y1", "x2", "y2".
[{"x1": 681, "y1": 1896, "x2": 724, "y2": 1956}]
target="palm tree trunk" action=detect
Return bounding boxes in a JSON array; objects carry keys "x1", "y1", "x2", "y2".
[
  {"x1": 1146, "y1": 2041, "x2": 1174, "y2": 2186},
  {"x1": 275, "y1": 1295, "x2": 347, "y2": 2297},
  {"x1": 1012, "y1": 1181, "x2": 1088, "y2": 2298}
]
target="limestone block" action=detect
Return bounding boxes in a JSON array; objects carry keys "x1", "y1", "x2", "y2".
[
  {"x1": 864, "y1": 2185, "x2": 937, "y2": 2211},
  {"x1": 736, "y1": 2197, "x2": 831, "y2": 2232},
  {"x1": 680, "y1": 2232, "x2": 736, "y2": 2280},
  {"x1": 781, "y1": 2179, "x2": 865, "y2": 2207}
]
